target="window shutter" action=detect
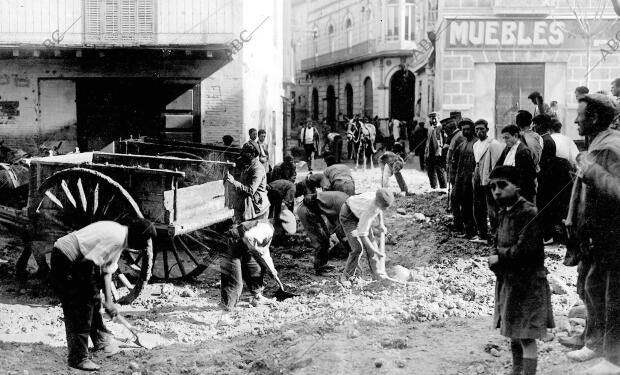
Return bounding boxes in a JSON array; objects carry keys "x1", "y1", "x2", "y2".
[{"x1": 84, "y1": 0, "x2": 154, "y2": 45}]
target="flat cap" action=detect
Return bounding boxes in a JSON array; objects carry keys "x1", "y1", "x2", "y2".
[
  {"x1": 428, "y1": 112, "x2": 438, "y2": 118},
  {"x1": 440, "y1": 117, "x2": 456, "y2": 125},
  {"x1": 489, "y1": 166, "x2": 521, "y2": 187},
  {"x1": 459, "y1": 117, "x2": 474, "y2": 127}
]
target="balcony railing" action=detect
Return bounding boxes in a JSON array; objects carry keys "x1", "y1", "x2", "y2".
[
  {"x1": 492, "y1": 0, "x2": 557, "y2": 14},
  {"x1": 0, "y1": 0, "x2": 235, "y2": 47},
  {"x1": 301, "y1": 39, "x2": 378, "y2": 72}
]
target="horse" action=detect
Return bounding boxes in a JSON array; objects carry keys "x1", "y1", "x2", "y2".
[{"x1": 353, "y1": 121, "x2": 377, "y2": 170}]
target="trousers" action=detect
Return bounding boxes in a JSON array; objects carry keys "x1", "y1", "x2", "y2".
[
  {"x1": 303, "y1": 144, "x2": 315, "y2": 171},
  {"x1": 454, "y1": 176, "x2": 475, "y2": 236},
  {"x1": 473, "y1": 179, "x2": 498, "y2": 239},
  {"x1": 339, "y1": 203, "x2": 387, "y2": 279},
  {"x1": 50, "y1": 248, "x2": 109, "y2": 366},
  {"x1": 381, "y1": 163, "x2": 408, "y2": 193},
  {"x1": 583, "y1": 259, "x2": 620, "y2": 363},
  {"x1": 220, "y1": 241, "x2": 265, "y2": 310},
  {"x1": 425, "y1": 155, "x2": 446, "y2": 189},
  {"x1": 297, "y1": 203, "x2": 348, "y2": 270}
]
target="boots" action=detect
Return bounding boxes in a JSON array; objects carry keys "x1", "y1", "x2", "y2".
[{"x1": 510, "y1": 341, "x2": 523, "y2": 375}]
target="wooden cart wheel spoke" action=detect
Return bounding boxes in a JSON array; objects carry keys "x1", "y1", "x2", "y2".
[
  {"x1": 60, "y1": 179, "x2": 77, "y2": 208},
  {"x1": 101, "y1": 194, "x2": 116, "y2": 216},
  {"x1": 76, "y1": 178, "x2": 88, "y2": 212},
  {"x1": 92, "y1": 183, "x2": 100, "y2": 215},
  {"x1": 43, "y1": 190, "x2": 64, "y2": 210},
  {"x1": 169, "y1": 242, "x2": 188, "y2": 277},
  {"x1": 176, "y1": 236, "x2": 205, "y2": 267}
]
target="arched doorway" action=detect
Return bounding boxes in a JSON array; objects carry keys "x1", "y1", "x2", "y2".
[
  {"x1": 312, "y1": 88, "x2": 319, "y2": 120},
  {"x1": 389, "y1": 68, "x2": 415, "y2": 121},
  {"x1": 345, "y1": 83, "x2": 353, "y2": 118},
  {"x1": 363, "y1": 77, "x2": 373, "y2": 118},
  {"x1": 326, "y1": 85, "x2": 336, "y2": 124}
]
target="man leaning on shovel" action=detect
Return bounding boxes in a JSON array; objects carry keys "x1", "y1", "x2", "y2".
[{"x1": 50, "y1": 219, "x2": 157, "y2": 371}]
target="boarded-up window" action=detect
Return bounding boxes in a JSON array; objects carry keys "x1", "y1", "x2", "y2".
[{"x1": 85, "y1": 0, "x2": 155, "y2": 45}]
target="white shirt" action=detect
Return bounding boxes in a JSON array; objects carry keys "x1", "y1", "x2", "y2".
[
  {"x1": 503, "y1": 140, "x2": 521, "y2": 167},
  {"x1": 302, "y1": 127, "x2": 315, "y2": 145},
  {"x1": 550, "y1": 133, "x2": 579, "y2": 166},
  {"x1": 346, "y1": 192, "x2": 382, "y2": 237},
  {"x1": 473, "y1": 138, "x2": 491, "y2": 163},
  {"x1": 54, "y1": 221, "x2": 128, "y2": 274}
]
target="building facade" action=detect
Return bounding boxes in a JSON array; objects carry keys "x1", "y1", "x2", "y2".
[
  {"x1": 295, "y1": 0, "x2": 438, "y2": 133},
  {"x1": 437, "y1": 0, "x2": 620, "y2": 140},
  {"x1": 0, "y1": 0, "x2": 284, "y2": 163}
]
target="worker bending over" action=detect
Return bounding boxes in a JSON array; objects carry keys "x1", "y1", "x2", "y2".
[
  {"x1": 379, "y1": 151, "x2": 411, "y2": 195},
  {"x1": 50, "y1": 219, "x2": 156, "y2": 371},
  {"x1": 338, "y1": 188, "x2": 399, "y2": 287}
]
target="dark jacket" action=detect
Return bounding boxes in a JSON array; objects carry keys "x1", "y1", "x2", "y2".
[
  {"x1": 269, "y1": 161, "x2": 296, "y2": 183},
  {"x1": 447, "y1": 130, "x2": 466, "y2": 183},
  {"x1": 228, "y1": 158, "x2": 270, "y2": 221},
  {"x1": 454, "y1": 137, "x2": 478, "y2": 185},
  {"x1": 569, "y1": 129, "x2": 620, "y2": 266},
  {"x1": 492, "y1": 197, "x2": 554, "y2": 339},
  {"x1": 496, "y1": 143, "x2": 537, "y2": 202},
  {"x1": 412, "y1": 125, "x2": 428, "y2": 156}
]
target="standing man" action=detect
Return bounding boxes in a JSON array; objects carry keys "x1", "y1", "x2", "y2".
[
  {"x1": 564, "y1": 94, "x2": 620, "y2": 373},
  {"x1": 225, "y1": 145, "x2": 270, "y2": 222},
  {"x1": 533, "y1": 114, "x2": 559, "y2": 244},
  {"x1": 472, "y1": 119, "x2": 504, "y2": 244},
  {"x1": 257, "y1": 129, "x2": 271, "y2": 176},
  {"x1": 380, "y1": 151, "x2": 410, "y2": 195},
  {"x1": 516, "y1": 110, "x2": 542, "y2": 170},
  {"x1": 50, "y1": 219, "x2": 156, "y2": 371},
  {"x1": 346, "y1": 118, "x2": 358, "y2": 160},
  {"x1": 446, "y1": 117, "x2": 465, "y2": 217},
  {"x1": 424, "y1": 112, "x2": 447, "y2": 189},
  {"x1": 496, "y1": 125, "x2": 537, "y2": 204},
  {"x1": 244, "y1": 128, "x2": 261, "y2": 155},
  {"x1": 297, "y1": 190, "x2": 350, "y2": 274},
  {"x1": 412, "y1": 121, "x2": 428, "y2": 171},
  {"x1": 453, "y1": 119, "x2": 478, "y2": 238},
  {"x1": 299, "y1": 120, "x2": 319, "y2": 172},
  {"x1": 322, "y1": 154, "x2": 356, "y2": 195}
]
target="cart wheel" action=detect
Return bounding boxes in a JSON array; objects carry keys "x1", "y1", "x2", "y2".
[
  {"x1": 150, "y1": 228, "x2": 227, "y2": 281},
  {"x1": 23, "y1": 167, "x2": 152, "y2": 305}
]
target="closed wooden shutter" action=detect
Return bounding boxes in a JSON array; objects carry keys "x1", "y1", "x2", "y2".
[{"x1": 84, "y1": 0, "x2": 154, "y2": 45}]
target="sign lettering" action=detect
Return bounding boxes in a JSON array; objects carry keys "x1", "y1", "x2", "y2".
[{"x1": 445, "y1": 19, "x2": 618, "y2": 49}]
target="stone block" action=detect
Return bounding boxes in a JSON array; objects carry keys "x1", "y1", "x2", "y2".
[
  {"x1": 444, "y1": 81, "x2": 461, "y2": 94},
  {"x1": 443, "y1": 70, "x2": 452, "y2": 81},
  {"x1": 452, "y1": 69, "x2": 470, "y2": 81},
  {"x1": 461, "y1": 82, "x2": 473, "y2": 93},
  {"x1": 452, "y1": 95, "x2": 470, "y2": 105},
  {"x1": 443, "y1": 56, "x2": 461, "y2": 69}
]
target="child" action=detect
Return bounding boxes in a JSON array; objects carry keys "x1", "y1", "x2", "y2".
[
  {"x1": 487, "y1": 166, "x2": 554, "y2": 375},
  {"x1": 50, "y1": 219, "x2": 157, "y2": 371},
  {"x1": 338, "y1": 188, "x2": 397, "y2": 287}
]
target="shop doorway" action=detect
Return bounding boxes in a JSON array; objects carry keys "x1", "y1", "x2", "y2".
[
  {"x1": 326, "y1": 85, "x2": 336, "y2": 125},
  {"x1": 311, "y1": 88, "x2": 319, "y2": 120},
  {"x1": 495, "y1": 64, "x2": 544, "y2": 136},
  {"x1": 389, "y1": 68, "x2": 415, "y2": 121},
  {"x1": 345, "y1": 83, "x2": 353, "y2": 118}
]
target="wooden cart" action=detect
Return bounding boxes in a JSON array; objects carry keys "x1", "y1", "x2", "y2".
[{"x1": 6, "y1": 150, "x2": 235, "y2": 304}]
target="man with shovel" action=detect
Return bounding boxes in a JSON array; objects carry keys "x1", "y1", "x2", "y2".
[
  {"x1": 220, "y1": 214, "x2": 297, "y2": 316},
  {"x1": 50, "y1": 219, "x2": 157, "y2": 371},
  {"x1": 338, "y1": 188, "x2": 403, "y2": 287}
]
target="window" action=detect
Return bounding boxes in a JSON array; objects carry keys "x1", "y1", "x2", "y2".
[
  {"x1": 404, "y1": 3, "x2": 415, "y2": 40},
  {"x1": 328, "y1": 23, "x2": 335, "y2": 53},
  {"x1": 345, "y1": 17, "x2": 353, "y2": 48},
  {"x1": 312, "y1": 25, "x2": 319, "y2": 40},
  {"x1": 85, "y1": 0, "x2": 155, "y2": 44},
  {"x1": 386, "y1": 3, "x2": 399, "y2": 41}
]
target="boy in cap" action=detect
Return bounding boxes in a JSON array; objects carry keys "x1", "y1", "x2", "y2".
[
  {"x1": 338, "y1": 188, "x2": 398, "y2": 287},
  {"x1": 379, "y1": 150, "x2": 410, "y2": 195},
  {"x1": 487, "y1": 166, "x2": 554, "y2": 375},
  {"x1": 50, "y1": 219, "x2": 157, "y2": 371}
]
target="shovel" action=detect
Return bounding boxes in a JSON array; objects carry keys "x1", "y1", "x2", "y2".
[
  {"x1": 250, "y1": 245, "x2": 300, "y2": 301},
  {"x1": 113, "y1": 315, "x2": 168, "y2": 350}
]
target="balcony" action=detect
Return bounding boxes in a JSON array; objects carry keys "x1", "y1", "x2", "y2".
[
  {"x1": 492, "y1": 0, "x2": 557, "y2": 15},
  {"x1": 0, "y1": 0, "x2": 235, "y2": 47}
]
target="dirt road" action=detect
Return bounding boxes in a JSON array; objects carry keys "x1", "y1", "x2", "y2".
[{"x1": 0, "y1": 167, "x2": 599, "y2": 374}]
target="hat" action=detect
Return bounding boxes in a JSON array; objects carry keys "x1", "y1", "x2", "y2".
[
  {"x1": 375, "y1": 188, "x2": 395, "y2": 208},
  {"x1": 440, "y1": 117, "x2": 455, "y2": 125},
  {"x1": 428, "y1": 112, "x2": 438, "y2": 118},
  {"x1": 458, "y1": 117, "x2": 474, "y2": 127},
  {"x1": 489, "y1": 166, "x2": 521, "y2": 187},
  {"x1": 586, "y1": 93, "x2": 617, "y2": 111},
  {"x1": 279, "y1": 207, "x2": 297, "y2": 234}
]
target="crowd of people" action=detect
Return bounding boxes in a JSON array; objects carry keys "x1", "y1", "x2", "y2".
[{"x1": 45, "y1": 78, "x2": 620, "y2": 373}]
